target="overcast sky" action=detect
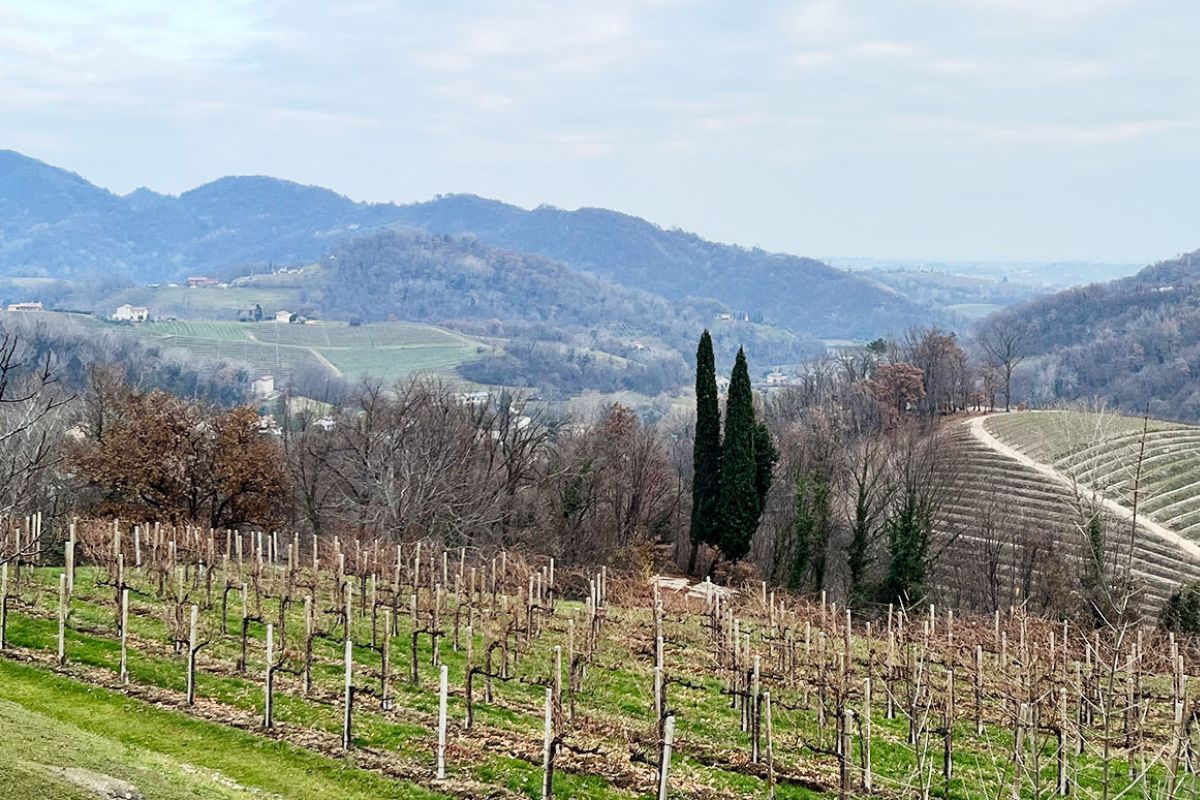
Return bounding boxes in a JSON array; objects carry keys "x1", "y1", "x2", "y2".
[{"x1": 2, "y1": 0, "x2": 1197, "y2": 264}]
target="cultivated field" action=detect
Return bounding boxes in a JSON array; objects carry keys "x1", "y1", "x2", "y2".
[
  {"x1": 934, "y1": 418, "x2": 1200, "y2": 614},
  {"x1": 109, "y1": 319, "x2": 487, "y2": 382},
  {"x1": 985, "y1": 411, "x2": 1200, "y2": 541},
  {"x1": 2, "y1": 520, "x2": 1200, "y2": 799}
]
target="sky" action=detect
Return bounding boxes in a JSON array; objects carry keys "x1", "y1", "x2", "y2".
[{"x1": 1, "y1": 0, "x2": 1197, "y2": 265}]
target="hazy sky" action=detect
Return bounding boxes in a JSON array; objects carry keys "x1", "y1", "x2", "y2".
[{"x1": 2, "y1": 0, "x2": 1197, "y2": 264}]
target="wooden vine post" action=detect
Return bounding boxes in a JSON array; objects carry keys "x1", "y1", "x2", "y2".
[
  {"x1": 264, "y1": 622, "x2": 275, "y2": 727},
  {"x1": 658, "y1": 713, "x2": 676, "y2": 800},
  {"x1": 0, "y1": 562, "x2": 7, "y2": 650},
  {"x1": 863, "y1": 676, "x2": 873, "y2": 794},
  {"x1": 57, "y1": 572, "x2": 68, "y2": 665},
  {"x1": 381, "y1": 608, "x2": 392, "y2": 710},
  {"x1": 342, "y1": 637, "x2": 354, "y2": 750},
  {"x1": 119, "y1": 588, "x2": 129, "y2": 683},
  {"x1": 303, "y1": 595, "x2": 313, "y2": 696},
  {"x1": 764, "y1": 692, "x2": 775, "y2": 800},
  {"x1": 186, "y1": 604, "x2": 199, "y2": 705},
  {"x1": 437, "y1": 663, "x2": 448, "y2": 779},
  {"x1": 541, "y1": 686, "x2": 554, "y2": 800}
]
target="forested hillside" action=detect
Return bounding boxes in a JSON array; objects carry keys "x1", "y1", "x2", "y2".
[
  {"x1": 386, "y1": 194, "x2": 937, "y2": 337},
  {"x1": 322, "y1": 230, "x2": 823, "y2": 394},
  {"x1": 993, "y1": 250, "x2": 1200, "y2": 419}
]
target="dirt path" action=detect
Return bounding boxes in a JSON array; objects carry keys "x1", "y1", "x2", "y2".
[
  {"x1": 305, "y1": 347, "x2": 343, "y2": 377},
  {"x1": 966, "y1": 415, "x2": 1200, "y2": 563}
]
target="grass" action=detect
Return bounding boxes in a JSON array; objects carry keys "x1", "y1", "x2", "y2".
[
  {"x1": 0, "y1": 658, "x2": 449, "y2": 800},
  {"x1": 82, "y1": 317, "x2": 488, "y2": 382}
]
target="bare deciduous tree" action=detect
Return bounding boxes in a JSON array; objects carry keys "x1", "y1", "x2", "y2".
[
  {"x1": 0, "y1": 333, "x2": 73, "y2": 547},
  {"x1": 977, "y1": 317, "x2": 1032, "y2": 413}
]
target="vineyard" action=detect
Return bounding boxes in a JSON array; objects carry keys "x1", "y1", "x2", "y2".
[
  {"x1": 122, "y1": 320, "x2": 486, "y2": 382},
  {"x1": 933, "y1": 418, "x2": 1200, "y2": 614},
  {"x1": 986, "y1": 412, "x2": 1200, "y2": 541},
  {"x1": 3, "y1": 519, "x2": 1200, "y2": 799}
]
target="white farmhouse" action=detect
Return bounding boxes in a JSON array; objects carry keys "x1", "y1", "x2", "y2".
[
  {"x1": 112, "y1": 304, "x2": 150, "y2": 322},
  {"x1": 251, "y1": 375, "x2": 275, "y2": 398},
  {"x1": 275, "y1": 310, "x2": 295, "y2": 323},
  {"x1": 6, "y1": 301, "x2": 43, "y2": 312}
]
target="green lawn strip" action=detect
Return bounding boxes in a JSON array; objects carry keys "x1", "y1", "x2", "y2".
[
  {"x1": 0, "y1": 658, "x2": 446, "y2": 800},
  {"x1": 0, "y1": 694, "x2": 267, "y2": 800}
]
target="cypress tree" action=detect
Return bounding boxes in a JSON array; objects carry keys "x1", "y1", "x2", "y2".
[
  {"x1": 717, "y1": 347, "x2": 759, "y2": 561},
  {"x1": 752, "y1": 422, "x2": 777, "y2": 524},
  {"x1": 688, "y1": 330, "x2": 721, "y2": 572}
]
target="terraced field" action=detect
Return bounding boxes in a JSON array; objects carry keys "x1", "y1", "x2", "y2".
[
  {"x1": 985, "y1": 411, "x2": 1200, "y2": 541},
  {"x1": 114, "y1": 320, "x2": 486, "y2": 382},
  {"x1": 933, "y1": 418, "x2": 1200, "y2": 614}
]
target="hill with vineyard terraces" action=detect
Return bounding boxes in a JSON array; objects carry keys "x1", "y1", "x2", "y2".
[
  {"x1": 931, "y1": 411, "x2": 1200, "y2": 616},
  {"x1": 985, "y1": 411, "x2": 1200, "y2": 541}
]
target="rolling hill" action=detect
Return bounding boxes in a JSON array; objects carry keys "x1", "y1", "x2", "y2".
[{"x1": 0, "y1": 149, "x2": 932, "y2": 339}]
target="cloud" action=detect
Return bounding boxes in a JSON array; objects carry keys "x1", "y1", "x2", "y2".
[
  {"x1": 413, "y1": 3, "x2": 655, "y2": 76},
  {"x1": 431, "y1": 82, "x2": 523, "y2": 115},
  {"x1": 889, "y1": 115, "x2": 1200, "y2": 145},
  {"x1": 783, "y1": 0, "x2": 862, "y2": 44},
  {"x1": 942, "y1": 0, "x2": 1134, "y2": 25}
]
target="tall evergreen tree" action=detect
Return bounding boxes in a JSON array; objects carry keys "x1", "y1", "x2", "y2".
[
  {"x1": 717, "y1": 347, "x2": 759, "y2": 561},
  {"x1": 688, "y1": 330, "x2": 721, "y2": 572},
  {"x1": 752, "y1": 421, "x2": 778, "y2": 526}
]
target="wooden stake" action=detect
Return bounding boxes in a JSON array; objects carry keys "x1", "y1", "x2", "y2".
[
  {"x1": 343, "y1": 637, "x2": 353, "y2": 750},
  {"x1": 186, "y1": 604, "x2": 198, "y2": 705},
  {"x1": 765, "y1": 692, "x2": 775, "y2": 800},
  {"x1": 0, "y1": 562, "x2": 7, "y2": 650},
  {"x1": 658, "y1": 714, "x2": 676, "y2": 800},
  {"x1": 57, "y1": 572, "x2": 67, "y2": 665},
  {"x1": 119, "y1": 588, "x2": 129, "y2": 684},
  {"x1": 863, "y1": 677, "x2": 873, "y2": 793},
  {"x1": 437, "y1": 663, "x2": 448, "y2": 779},
  {"x1": 264, "y1": 622, "x2": 274, "y2": 727},
  {"x1": 542, "y1": 686, "x2": 554, "y2": 800}
]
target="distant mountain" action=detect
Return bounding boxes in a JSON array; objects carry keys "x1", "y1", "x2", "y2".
[
  {"x1": 385, "y1": 195, "x2": 936, "y2": 339},
  {"x1": 995, "y1": 250, "x2": 1200, "y2": 420},
  {"x1": 0, "y1": 150, "x2": 934, "y2": 339}
]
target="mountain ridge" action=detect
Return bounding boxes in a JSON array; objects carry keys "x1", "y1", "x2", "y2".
[{"x1": 0, "y1": 149, "x2": 931, "y2": 337}]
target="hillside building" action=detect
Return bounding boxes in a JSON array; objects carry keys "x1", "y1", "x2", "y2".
[
  {"x1": 275, "y1": 310, "x2": 296, "y2": 323},
  {"x1": 187, "y1": 276, "x2": 220, "y2": 288},
  {"x1": 251, "y1": 375, "x2": 275, "y2": 398},
  {"x1": 112, "y1": 304, "x2": 150, "y2": 322},
  {"x1": 6, "y1": 301, "x2": 44, "y2": 312}
]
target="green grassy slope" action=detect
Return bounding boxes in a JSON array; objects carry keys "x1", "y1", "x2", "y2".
[
  {"x1": 0, "y1": 659, "x2": 446, "y2": 800},
  {"x1": 84, "y1": 318, "x2": 487, "y2": 382}
]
